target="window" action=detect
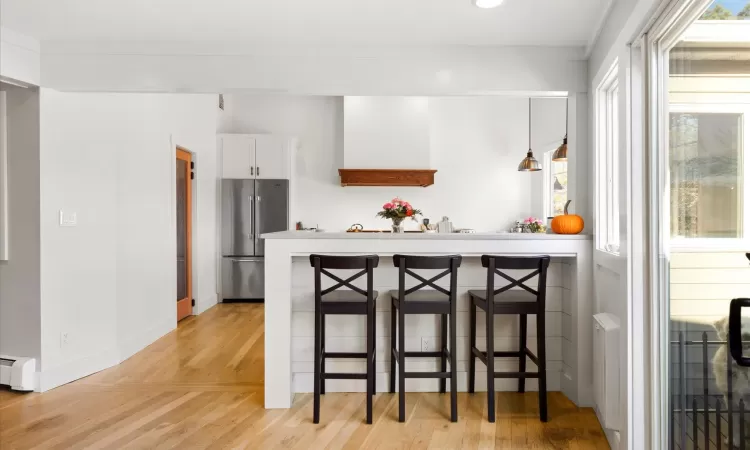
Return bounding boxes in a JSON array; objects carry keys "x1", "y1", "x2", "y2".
[
  {"x1": 543, "y1": 150, "x2": 568, "y2": 218},
  {"x1": 596, "y1": 62, "x2": 620, "y2": 253},
  {"x1": 669, "y1": 105, "x2": 745, "y2": 242}
]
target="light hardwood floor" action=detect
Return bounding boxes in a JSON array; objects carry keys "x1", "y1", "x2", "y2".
[{"x1": 0, "y1": 304, "x2": 608, "y2": 449}]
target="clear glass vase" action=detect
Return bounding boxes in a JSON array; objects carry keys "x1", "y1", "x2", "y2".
[{"x1": 391, "y1": 218, "x2": 404, "y2": 233}]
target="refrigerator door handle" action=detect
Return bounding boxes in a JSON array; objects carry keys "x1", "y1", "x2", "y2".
[
  {"x1": 228, "y1": 258, "x2": 261, "y2": 262},
  {"x1": 249, "y1": 194, "x2": 255, "y2": 244}
]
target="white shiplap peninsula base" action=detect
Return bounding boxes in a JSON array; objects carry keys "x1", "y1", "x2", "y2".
[{"x1": 262, "y1": 232, "x2": 593, "y2": 410}]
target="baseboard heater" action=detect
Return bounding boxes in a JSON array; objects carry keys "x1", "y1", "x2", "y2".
[{"x1": 0, "y1": 356, "x2": 36, "y2": 391}]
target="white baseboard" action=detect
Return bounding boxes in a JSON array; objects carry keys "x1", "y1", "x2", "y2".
[
  {"x1": 118, "y1": 318, "x2": 175, "y2": 363},
  {"x1": 37, "y1": 349, "x2": 119, "y2": 392},
  {"x1": 37, "y1": 318, "x2": 175, "y2": 392},
  {"x1": 193, "y1": 293, "x2": 218, "y2": 316},
  {"x1": 604, "y1": 429, "x2": 620, "y2": 450}
]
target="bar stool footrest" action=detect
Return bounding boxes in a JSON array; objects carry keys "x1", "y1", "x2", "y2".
[
  {"x1": 405, "y1": 371, "x2": 451, "y2": 379},
  {"x1": 322, "y1": 373, "x2": 368, "y2": 380},
  {"x1": 324, "y1": 352, "x2": 367, "y2": 359}
]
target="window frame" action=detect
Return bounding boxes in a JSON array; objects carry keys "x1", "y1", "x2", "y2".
[
  {"x1": 668, "y1": 102, "x2": 749, "y2": 250},
  {"x1": 542, "y1": 149, "x2": 568, "y2": 219},
  {"x1": 595, "y1": 60, "x2": 621, "y2": 254}
]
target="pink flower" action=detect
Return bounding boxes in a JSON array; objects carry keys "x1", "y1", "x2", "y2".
[
  {"x1": 404, "y1": 202, "x2": 412, "y2": 209},
  {"x1": 524, "y1": 218, "x2": 532, "y2": 224},
  {"x1": 383, "y1": 203, "x2": 394, "y2": 210}
]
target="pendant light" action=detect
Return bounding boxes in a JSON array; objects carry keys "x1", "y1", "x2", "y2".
[
  {"x1": 552, "y1": 98, "x2": 568, "y2": 161},
  {"x1": 518, "y1": 98, "x2": 541, "y2": 172}
]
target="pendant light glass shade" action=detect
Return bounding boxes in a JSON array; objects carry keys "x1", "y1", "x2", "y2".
[
  {"x1": 552, "y1": 98, "x2": 569, "y2": 161},
  {"x1": 552, "y1": 136, "x2": 567, "y2": 161},
  {"x1": 518, "y1": 151, "x2": 541, "y2": 171},
  {"x1": 518, "y1": 98, "x2": 541, "y2": 172}
]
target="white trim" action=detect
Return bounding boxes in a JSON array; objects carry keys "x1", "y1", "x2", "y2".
[
  {"x1": 627, "y1": 39, "x2": 648, "y2": 450},
  {"x1": 681, "y1": 21, "x2": 750, "y2": 44},
  {"x1": 595, "y1": 61, "x2": 621, "y2": 254},
  {"x1": 0, "y1": 91, "x2": 7, "y2": 261}
]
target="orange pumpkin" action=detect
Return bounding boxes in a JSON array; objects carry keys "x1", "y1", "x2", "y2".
[{"x1": 551, "y1": 201, "x2": 584, "y2": 234}]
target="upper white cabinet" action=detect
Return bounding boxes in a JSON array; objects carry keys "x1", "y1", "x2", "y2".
[
  {"x1": 220, "y1": 134, "x2": 255, "y2": 179},
  {"x1": 218, "y1": 134, "x2": 290, "y2": 179},
  {"x1": 254, "y1": 135, "x2": 289, "y2": 179}
]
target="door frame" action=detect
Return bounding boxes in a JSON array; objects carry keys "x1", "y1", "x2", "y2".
[
  {"x1": 636, "y1": 0, "x2": 714, "y2": 447},
  {"x1": 176, "y1": 147, "x2": 193, "y2": 321}
]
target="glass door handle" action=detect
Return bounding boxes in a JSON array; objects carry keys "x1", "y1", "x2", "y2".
[{"x1": 729, "y1": 298, "x2": 750, "y2": 366}]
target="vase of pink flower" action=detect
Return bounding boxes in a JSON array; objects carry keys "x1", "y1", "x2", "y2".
[
  {"x1": 523, "y1": 217, "x2": 546, "y2": 233},
  {"x1": 377, "y1": 197, "x2": 422, "y2": 233}
]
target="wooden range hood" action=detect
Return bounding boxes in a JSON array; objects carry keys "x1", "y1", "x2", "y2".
[{"x1": 338, "y1": 169, "x2": 437, "y2": 187}]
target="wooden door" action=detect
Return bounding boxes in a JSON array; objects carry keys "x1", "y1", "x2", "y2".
[
  {"x1": 220, "y1": 135, "x2": 255, "y2": 179},
  {"x1": 176, "y1": 148, "x2": 193, "y2": 321},
  {"x1": 254, "y1": 135, "x2": 288, "y2": 179}
]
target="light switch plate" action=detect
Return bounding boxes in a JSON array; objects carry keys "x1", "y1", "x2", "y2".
[{"x1": 59, "y1": 210, "x2": 77, "y2": 227}]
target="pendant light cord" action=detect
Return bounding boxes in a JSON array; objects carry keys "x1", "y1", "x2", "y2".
[{"x1": 528, "y1": 98, "x2": 532, "y2": 151}]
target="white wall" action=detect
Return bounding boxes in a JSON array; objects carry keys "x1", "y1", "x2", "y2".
[
  {"x1": 41, "y1": 43, "x2": 586, "y2": 95},
  {"x1": 0, "y1": 84, "x2": 41, "y2": 362},
  {"x1": 344, "y1": 97, "x2": 431, "y2": 169},
  {"x1": 37, "y1": 91, "x2": 218, "y2": 390},
  {"x1": 220, "y1": 94, "x2": 567, "y2": 232},
  {"x1": 0, "y1": 27, "x2": 40, "y2": 86}
]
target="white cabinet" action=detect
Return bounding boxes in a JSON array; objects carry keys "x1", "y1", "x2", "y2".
[
  {"x1": 219, "y1": 134, "x2": 290, "y2": 180},
  {"x1": 220, "y1": 134, "x2": 255, "y2": 179},
  {"x1": 254, "y1": 135, "x2": 288, "y2": 179}
]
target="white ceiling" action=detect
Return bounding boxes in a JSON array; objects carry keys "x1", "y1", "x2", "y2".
[{"x1": 1, "y1": 0, "x2": 610, "y2": 47}]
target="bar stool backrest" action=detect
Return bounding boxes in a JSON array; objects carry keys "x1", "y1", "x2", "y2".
[
  {"x1": 480, "y1": 255, "x2": 551, "y2": 307},
  {"x1": 309, "y1": 254, "x2": 379, "y2": 300},
  {"x1": 392, "y1": 254, "x2": 462, "y2": 300}
]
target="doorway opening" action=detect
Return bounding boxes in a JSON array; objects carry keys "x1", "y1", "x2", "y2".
[{"x1": 176, "y1": 147, "x2": 193, "y2": 321}]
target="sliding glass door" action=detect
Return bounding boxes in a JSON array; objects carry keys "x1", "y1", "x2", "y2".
[{"x1": 641, "y1": 1, "x2": 750, "y2": 448}]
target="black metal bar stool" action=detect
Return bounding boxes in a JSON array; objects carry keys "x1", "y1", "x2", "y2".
[
  {"x1": 468, "y1": 255, "x2": 551, "y2": 423},
  {"x1": 389, "y1": 254, "x2": 461, "y2": 423},
  {"x1": 310, "y1": 254, "x2": 379, "y2": 424}
]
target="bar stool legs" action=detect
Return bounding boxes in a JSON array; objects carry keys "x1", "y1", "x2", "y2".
[
  {"x1": 468, "y1": 303, "x2": 476, "y2": 394},
  {"x1": 389, "y1": 306, "x2": 396, "y2": 394},
  {"x1": 518, "y1": 314, "x2": 527, "y2": 394},
  {"x1": 537, "y1": 310, "x2": 548, "y2": 422},
  {"x1": 321, "y1": 315, "x2": 326, "y2": 395},
  {"x1": 440, "y1": 314, "x2": 446, "y2": 394},
  {"x1": 398, "y1": 304, "x2": 406, "y2": 422},
  {"x1": 366, "y1": 309, "x2": 373, "y2": 424},
  {"x1": 449, "y1": 304, "x2": 458, "y2": 422},
  {"x1": 486, "y1": 305, "x2": 495, "y2": 423},
  {"x1": 313, "y1": 308, "x2": 322, "y2": 424}
]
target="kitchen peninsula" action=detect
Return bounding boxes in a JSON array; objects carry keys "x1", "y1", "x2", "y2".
[{"x1": 262, "y1": 231, "x2": 593, "y2": 410}]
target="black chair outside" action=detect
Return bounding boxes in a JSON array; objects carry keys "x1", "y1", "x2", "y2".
[
  {"x1": 310, "y1": 254, "x2": 379, "y2": 424},
  {"x1": 468, "y1": 255, "x2": 551, "y2": 423},
  {"x1": 389, "y1": 254, "x2": 462, "y2": 423}
]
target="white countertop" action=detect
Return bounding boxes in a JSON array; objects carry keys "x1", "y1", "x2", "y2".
[{"x1": 262, "y1": 231, "x2": 592, "y2": 240}]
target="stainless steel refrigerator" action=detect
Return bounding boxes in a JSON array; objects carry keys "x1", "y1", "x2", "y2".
[{"x1": 221, "y1": 179, "x2": 289, "y2": 301}]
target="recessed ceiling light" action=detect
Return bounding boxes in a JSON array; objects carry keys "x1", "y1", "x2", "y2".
[{"x1": 474, "y1": 0, "x2": 504, "y2": 8}]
